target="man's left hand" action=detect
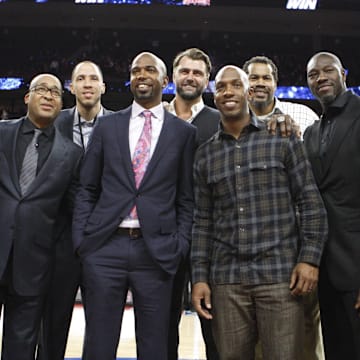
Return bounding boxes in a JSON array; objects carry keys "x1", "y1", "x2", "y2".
[{"x1": 289, "y1": 262, "x2": 319, "y2": 296}]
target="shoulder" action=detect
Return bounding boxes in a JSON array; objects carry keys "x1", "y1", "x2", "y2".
[
  {"x1": 102, "y1": 108, "x2": 114, "y2": 116},
  {"x1": 347, "y1": 91, "x2": 360, "y2": 108},
  {"x1": 96, "y1": 106, "x2": 131, "y2": 128},
  {"x1": 0, "y1": 118, "x2": 22, "y2": 132},
  {"x1": 165, "y1": 110, "x2": 197, "y2": 132},
  {"x1": 196, "y1": 106, "x2": 220, "y2": 121},
  {"x1": 55, "y1": 108, "x2": 74, "y2": 123},
  {"x1": 55, "y1": 128, "x2": 82, "y2": 153}
]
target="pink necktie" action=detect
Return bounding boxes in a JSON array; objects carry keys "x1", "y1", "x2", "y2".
[{"x1": 129, "y1": 110, "x2": 152, "y2": 220}]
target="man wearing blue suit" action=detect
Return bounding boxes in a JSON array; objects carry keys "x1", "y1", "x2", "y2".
[
  {"x1": 0, "y1": 73, "x2": 82, "y2": 359},
  {"x1": 72, "y1": 52, "x2": 197, "y2": 360}
]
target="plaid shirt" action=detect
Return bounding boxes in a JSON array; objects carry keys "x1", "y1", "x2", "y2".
[{"x1": 191, "y1": 116, "x2": 328, "y2": 285}]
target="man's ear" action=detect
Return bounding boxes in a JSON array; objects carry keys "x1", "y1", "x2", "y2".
[
  {"x1": 24, "y1": 92, "x2": 30, "y2": 105},
  {"x1": 70, "y1": 83, "x2": 75, "y2": 95},
  {"x1": 162, "y1": 76, "x2": 169, "y2": 89}
]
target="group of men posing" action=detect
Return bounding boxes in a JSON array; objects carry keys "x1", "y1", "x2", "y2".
[{"x1": 0, "y1": 47, "x2": 358, "y2": 360}]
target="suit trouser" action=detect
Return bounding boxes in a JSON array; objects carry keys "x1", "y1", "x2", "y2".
[
  {"x1": 168, "y1": 259, "x2": 219, "y2": 360},
  {"x1": 0, "y1": 269, "x2": 45, "y2": 360},
  {"x1": 81, "y1": 231, "x2": 174, "y2": 360},
  {"x1": 36, "y1": 237, "x2": 81, "y2": 360},
  {"x1": 211, "y1": 282, "x2": 304, "y2": 360},
  {"x1": 318, "y1": 269, "x2": 360, "y2": 360}
]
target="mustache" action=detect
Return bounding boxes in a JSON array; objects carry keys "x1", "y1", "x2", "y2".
[{"x1": 249, "y1": 85, "x2": 270, "y2": 92}]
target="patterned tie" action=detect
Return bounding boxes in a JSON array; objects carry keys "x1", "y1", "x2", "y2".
[
  {"x1": 19, "y1": 129, "x2": 42, "y2": 195},
  {"x1": 128, "y1": 110, "x2": 152, "y2": 220}
]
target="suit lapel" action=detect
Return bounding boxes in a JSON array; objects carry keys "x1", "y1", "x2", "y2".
[
  {"x1": 66, "y1": 108, "x2": 76, "y2": 141},
  {"x1": 139, "y1": 111, "x2": 173, "y2": 187},
  {"x1": 24, "y1": 127, "x2": 67, "y2": 196},
  {"x1": 115, "y1": 107, "x2": 136, "y2": 188}
]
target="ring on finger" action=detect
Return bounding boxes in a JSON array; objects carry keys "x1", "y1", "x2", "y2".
[{"x1": 277, "y1": 115, "x2": 286, "y2": 123}]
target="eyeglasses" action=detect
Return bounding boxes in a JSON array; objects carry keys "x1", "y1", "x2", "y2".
[{"x1": 30, "y1": 85, "x2": 63, "y2": 98}]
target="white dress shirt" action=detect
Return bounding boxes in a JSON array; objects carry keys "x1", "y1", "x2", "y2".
[{"x1": 120, "y1": 101, "x2": 165, "y2": 228}]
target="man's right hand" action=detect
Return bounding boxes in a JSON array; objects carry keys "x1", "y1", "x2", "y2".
[{"x1": 192, "y1": 282, "x2": 213, "y2": 320}]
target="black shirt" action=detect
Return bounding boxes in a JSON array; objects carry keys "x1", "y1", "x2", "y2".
[{"x1": 16, "y1": 117, "x2": 55, "y2": 177}]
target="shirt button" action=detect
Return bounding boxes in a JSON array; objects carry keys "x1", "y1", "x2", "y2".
[
  {"x1": 236, "y1": 144, "x2": 241, "y2": 149},
  {"x1": 239, "y1": 227, "x2": 245, "y2": 232},
  {"x1": 239, "y1": 207, "x2": 244, "y2": 212},
  {"x1": 236, "y1": 165, "x2": 241, "y2": 169}
]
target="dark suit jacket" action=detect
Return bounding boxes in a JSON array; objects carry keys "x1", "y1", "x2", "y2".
[
  {"x1": 0, "y1": 119, "x2": 82, "y2": 296},
  {"x1": 55, "y1": 106, "x2": 113, "y2": 142},
  {"x1": 53, "y1": 107, "x2": 113, "y2": 242},
  {"x1": 192, "y1": 105, "x2": 220, "y2": 145},
  {"x1": 72, "y1": 105, "x2": 197, "y2": 275},
  {"x1": 303, "y1": 90, "x2": 360, "y2": 291}
]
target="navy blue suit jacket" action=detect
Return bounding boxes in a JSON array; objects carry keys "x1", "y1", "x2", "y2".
[{"x1": 72, "y1": 105, "x2": 197, "y2": 275}]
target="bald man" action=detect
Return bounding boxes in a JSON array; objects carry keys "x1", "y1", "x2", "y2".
[
  {"x1": 191, "y1": 65, "x2": 327, "y2": 360},
  {"x1": 0, "y1": 73, "x2": 82, "y2": 359},
  {"x1": 72, "y1": 52, "x2": 197, "y2": 360},
  {"x1": 304, "y1": 51, "x2": 360, "y2": 360}
]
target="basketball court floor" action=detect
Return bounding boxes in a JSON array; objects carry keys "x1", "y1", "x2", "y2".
[{"x1": 64, "y1": 305, "x2": 205, "y2": 360}]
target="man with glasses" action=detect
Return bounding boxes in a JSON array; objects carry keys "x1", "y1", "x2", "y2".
[
  {"x1": 36, "y1": 60, "x2": 112, "y2": 360},
  {"x1": 0, "y1": 73, "x2": 82, "y2": 360}
]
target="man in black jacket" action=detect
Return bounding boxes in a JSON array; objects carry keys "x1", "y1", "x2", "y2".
[
  {"x1": 0, "y1": 73, "x2": 82, "y2": 360},
  {"x1": 167, "y1": 47, "x2": 220, "y2": 360},
  {"x1": 304, "y1": 51, "x2": 360, "y2": 360},
  {"x1": 37, "y1": 61, "x2": 112, "y2": 360}
]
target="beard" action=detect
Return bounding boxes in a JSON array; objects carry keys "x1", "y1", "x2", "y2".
[{"x1": 177, "y1": 85, "x2": 204, "y2": 101}]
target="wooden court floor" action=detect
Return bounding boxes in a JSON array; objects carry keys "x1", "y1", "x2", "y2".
[
  {"x1": 0, "y1": 305, "x2": 206, "y2": 359},
  {"x1": 50, "y1": 305, "x2": 205, "y2": 360}
]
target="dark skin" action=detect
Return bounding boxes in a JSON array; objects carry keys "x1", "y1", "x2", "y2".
[
  {"x1": 307, "y1": 52, "x2": 360, "y2": 314},
  {"x1": 192, "y1": 66, "x2": 318, "y2": 320}
]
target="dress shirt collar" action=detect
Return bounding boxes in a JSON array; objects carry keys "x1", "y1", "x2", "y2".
[
  {"x1": 131, "y1": 101, "x2": 165, "y2": 122},
  {"x1": 74, "y1": 106, "x2": 104, "y2": 126},
  {"x1": 255, "y1": 97, "x2": 283, "y2": 121},
  {"x1": 216, "y1": 112, "x2": 264, "y2": 141},
  {"x1": 168, "y1": 98, "x2": 205, "y2": 123},
  {"x1": 22, "y1": 117, "x2": 54, "y2": 137}
]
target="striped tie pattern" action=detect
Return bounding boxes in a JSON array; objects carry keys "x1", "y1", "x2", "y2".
[
  {"x1": 19, "y1": 129, "x2": 42, "y2": 195},
  {"x1": 128, "y1": 110, "x2": 152, "y2": 220}
]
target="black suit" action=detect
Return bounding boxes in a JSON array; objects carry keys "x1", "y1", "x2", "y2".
[
  {"x1": 168, "y1": 105, "x2": 220, "y2": 360},
  {"x1": 303, "y1": 90, "x2": 360, "y2": 360},
  {"x1": 0, "y1": 118, "x2": 82, "y2": 360},
  {"x1": 37, "y1": 107, "x2": 112, "y2": 360}
]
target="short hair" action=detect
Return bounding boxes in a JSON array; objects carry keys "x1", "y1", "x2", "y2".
[
  {"x1": 242, "y1": 56, "x2": 279, "y2": 82},
  {"x1": 71, "y1": 60, "x2": 104, "y2": 82},
  {"x1": 173, "y1": 48, "x2": 212, "y2": 76}
]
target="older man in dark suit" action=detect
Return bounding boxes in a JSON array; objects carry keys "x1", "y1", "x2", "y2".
[
  {"x1": 304, "y1": 51, "x2": 360, "y2": 360},
  {"x1": 0, "y1": 73, "x2": 82, "y2": 360},
  {"x1": 73, "y1": 52, "x2": 197, "y2": 360},
  {"x1": 37, "y1": 61, "x2": 112, "y2": 360}
]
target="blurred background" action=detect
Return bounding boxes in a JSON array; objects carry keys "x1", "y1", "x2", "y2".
[{"x1": 0, "y1": 0, "x2": 359, "y2": 118}]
